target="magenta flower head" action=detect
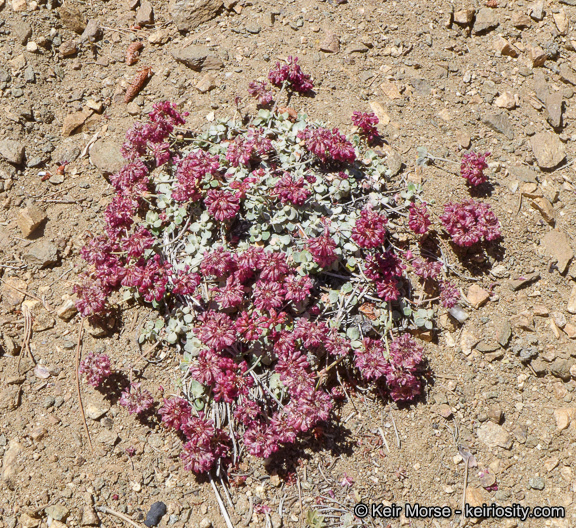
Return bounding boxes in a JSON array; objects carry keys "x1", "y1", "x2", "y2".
[
  {"x1": 248, "y1": 80, "x2": 273, "y2": 105},
  {"x1": 79, "y1": 352, "x2": 112, "y2": 387},
  {"x1": 268, "y1": 56, "x2": 314, "y2": 93},
  {"x1": 351, "y1": 205, "x2": 388, "y2": 248},
  {"x1": 408, "y1": 202, "x2": 431, "y2": 235},
  {"x1": 119, "y1": 382, "x2": 154, "y2": 415},
  {"x1": 351, "y1": 111, "x2": 379, "y2": 142},
  {"x1": 159, "y1": 397, "x2": 192, "y2": 431},
  {"x1": 439, "y1": 281, "x2": 460, "y2": 309},
  {"x1": 440, "y1": 199, "x2": 501, "y2": 247},
  {"x1": 461, "y1": 152, "x2": 490, "y2": 186}
]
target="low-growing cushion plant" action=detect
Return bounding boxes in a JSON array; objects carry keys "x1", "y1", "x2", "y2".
[{"x1": 76, "y1": 58, "x2": 500, "y2": 475}]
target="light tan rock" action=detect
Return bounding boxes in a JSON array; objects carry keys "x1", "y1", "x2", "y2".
[
  {"x1": 554, "y1": 408, "x2": 576, "y2": 430},
  {"x1": 554, "y1": 9, "x2": 569, "y2": 35},
  {"x1": 477, "y1": 422, "x2": 513, "y2": 449},
  {"x1": 467, "y1": 285, "x2": 490, "y2": 309},
  {"x1": 195, "y1": 72, "x2": 217, "y2": 93},
  {"x1": 12, "y1": 0, "x2": 27, "y2": 11},
  {"x1": 17, "y1": 205, "x2": 46, "y2": 237},
  {"x1": 495, "y1": 91, "x2": 516, "y2": 109},
  {"x1": 62, "y1": 108, "x2": 93, "y2": 137},
  {"x1": 454, "y1": 8, "x2": 475, "y2": 25},
  {"x1": 567, "y1": 284, "x2": 576, "y2": 314},
  {"x1": 493, "y1": 36, "x2": 518, "y2": 57},
  {"x1": 530, "y1": 197, "x2": 555, "y2": 224},
  {"x1": 381, "y1": 81, "x2": 402, "y2": 100},
  {"x1": 369, "y1": 101, "x2": 390, "y2": 125}
]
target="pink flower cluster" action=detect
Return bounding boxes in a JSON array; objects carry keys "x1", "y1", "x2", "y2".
[
  {"x1": 461, "y1": 152, "x2": 490, "y2": 186},
  {"x1": 172, "y1": 150, "x2": 220, "y2": 202},
  {"x1": 78, "y1": 352, "x2": 111, "y2": 387},
  {"x1": 354, "y1": 333, "x2": 424, "y2": 401},
  {"x1": 363, "y1": 251, "x2": 405, "y2": 301},
  {"x1": 272, "y1": 173, "x2": 311, "y2": 206},
  {"x1": 351, "y1": 111, "x2": 379, "y2": 142},
  {"x1": 121, "y1": 101, "x2": 187, "y2": 165},
  {"x1": 352, "y1": 205, "x2": 388, "y2": 248},
  {"x1": 268, "y1": 56, "x2": 314, "y2": 93},
  {"x1": 408, "y1": 202, "x2": 431, "y2": 235},
  {"x1": 298, "y1": 126, "x2": 356, "y2": 164},
  {"x1": 440, "y1": 200, "x2": 501, "y2": 247},
  {"x1": 119, "y1": 382, "x2": 154, "y2": 415},
  {"x1": 248, "y1": 80, "x2": 273, "y2": 105},
  {"x1": 226, "y1": 128, "x2": 273, "y2": 167}
]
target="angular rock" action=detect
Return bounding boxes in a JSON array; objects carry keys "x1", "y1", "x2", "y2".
[
  {"x1": 81, "y1": 506, "x2": 100, "y2": 526},
  {"x1": 368, "y1": 101, "x2": 390, "y2": 126},
  {"x1": 136, "y1": 0, "x2": 154, "y2": 26},
  {"x1": 529, "y1": 45, "x2": 548, "y2": 67},
  {"x1": 530, "y1": 0, "x2": 545, "y2": 21},
  {"x1": 559, "y1": 63, "x2": 576, "y2": 86},
  {"x1": 320, "y1": 32, "x2": 340, "y2": 53},
  {"x1": 454, "y1": 8, "x2": 475, "y2": 25},
  {"x1": 12, "y1": 21, "x2": 32, "y2": 45},
  {"x1": 481, "y1": 112, "x2": 514, "y2": 139},
  {"x1": 508, "y1": 272, "x2": 540, "y2": 291},
  {"x1": 554, "y1": 9, "x2": 569, "y2": 34},
  {"x1": 512, "y1": 12, "x2": 532, "y2": 28},
  {"x1": 567, "y1": 284, "x2": 576, "y2": 314},
  {"x1": 86, "y1": 400, "x2": 110, "y2": 420},
  {"x1": 473, "y1": 8, "x2": 498, "y2": 34},
  {"x1": 24, "y1": 240, "x2": 59, "y2": 268},
  {"x1": 172, "y1": 45, "x2": 223, "y2": 71},
  {"x1": 0, "y1": 139, "x2": 25, "y2": 165},
  {"x1": 45, "y1": 505, "x2": 69, "y2": 522},
  {"x1": 32, "y1": 311, "x2": 56, "y2": 332},
  {"x1": 466, "y1": 487, "x2": 490, "y2": 508},
  {"x1": 541, "y1": 229, "x2": 573, "y2": 273},
  {"x1": 546, "y1": 92, "x2": 563, "y2": 128},
  {"x1": 554, "y1": 407, "x2": 576, "y2": 430},
  {"x1": 144, "y1": 502, "x2": 167, "y2": 528},
  {"x1": 2, "y1": 277, "x2": 27, "y2": 308},
  {"x1": 2, "y1": 439, "x2": 22, "y2": 482},
  {"x1": 495, "y1": 92, "x2": 516, "y2": 109},
  {"x1": 80, "y1": 20, "x2": 102, "y2": 43},
  {"x1": 531, "y1": 132, "x2": 565, "y2": 169},
  {"x1": 18, "y1": 514, "x2": 39, "y2": 528},
  {"x1": 62, "y1": 108, "x2": 93, "y2": 137},
  {"x1": 477, "y1": 421, "x2": 512, "y2": 449},
  {"x1": 90, "y1": 139, "x2": 125, "y2": 175},
  {"x1": 493, "y1": 36, "x2": 518, "y2": 57},
  {"x1": 60, "y1": 2, "x2": 86, "y2": 33},
  {"x1": 17, "y1": 206, "x2": 46, "y2": 237},
  {"x1": 57, "y1": 299, "x2": 78, "y2": 320},
  {"x1": 195, "y1": 72, "x2": 217, "y2": 93},
  {"x1": 59, "y1": 40, "x2": 78, "y2": 58},
  {"x1": 509, "y1": 311, "x2": 534, "y2": 331},
  {"x1": 497, "y1": 321, "x2": 512, "y2": 347},
  {"x1": 456, "y1": 130, "x2": 471, "y2": 149},
  {"x1": 12, "y1": 0, "x2": 27, "y2": 11},
  {"x1": 530, "y1": 197, "x2": 555, "y2": 224},
  {"x1": 169, "y1": 0, "x2": 223, "y2": 32},
  {"x1": 346, "y1": 43, "x2": 369, "y2": 54},
  {"x1": 467, "y1": 285, "x2": 490, "y2": 309},
  {"x1": 508, "y1": 165, "x2": 538, "y2": 183},
  {"x1": 551, "y1": 358, "x2": 573, "y2": 381}
]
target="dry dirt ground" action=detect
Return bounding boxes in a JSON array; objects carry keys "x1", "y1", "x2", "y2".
[{"x1": 2, "y1": 0, "x2": 576, "y2": 527}]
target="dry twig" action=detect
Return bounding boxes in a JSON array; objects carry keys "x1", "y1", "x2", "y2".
[
  {"x1": 75, "y1": 320, "x2": 93, "y2": 453},
  {"x1": 96, "y1": 505, "x2": 144, "y2": 528}
]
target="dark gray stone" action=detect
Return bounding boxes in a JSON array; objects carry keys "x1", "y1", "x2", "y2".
[
  {"x1": 481, "y1": 113, "x2": 514, "y2": 139},
  {"x1": 144, "y1": 502, "x2": 167, "y2": 527},
  {"x1": 24, "y1": 241, "x2": 59, "y2": 268},
  {"x1": 171, "y1": 45, "x2": 224, "y2": 71}
]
